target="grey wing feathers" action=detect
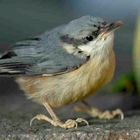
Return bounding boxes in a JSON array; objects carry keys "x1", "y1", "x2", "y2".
[{"x1": 0, "y1": 27, "x2": 87, "y2": 76}]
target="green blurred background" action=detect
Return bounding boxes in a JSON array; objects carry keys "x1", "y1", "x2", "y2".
[{"x1": 0, "y1": 0, "x2": 139, "y2": 113}]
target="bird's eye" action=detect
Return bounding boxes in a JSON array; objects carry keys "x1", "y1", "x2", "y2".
[{"x1": 85, "y1": 35, "x2": 93, "y2": 41}]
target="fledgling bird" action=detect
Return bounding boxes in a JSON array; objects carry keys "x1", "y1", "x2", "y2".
[{"x1": 0, "y1": 16, "x2": 124, "y2": 128}]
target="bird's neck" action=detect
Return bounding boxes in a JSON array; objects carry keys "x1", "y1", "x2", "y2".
[{"x1": 90, "y1": 33, "x2": 114, "y2": 59}]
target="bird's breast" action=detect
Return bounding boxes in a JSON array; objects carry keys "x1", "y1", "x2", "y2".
[{"x1": 16, "y1": 49, "x2": 115, "y2": 108}]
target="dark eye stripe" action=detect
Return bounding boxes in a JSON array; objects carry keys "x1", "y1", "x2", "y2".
[
  {"x1": 92, "y1": 31, "x2": 98, "y2": 37},
  {"x1": 61, "y1": 35, "x2": 89, "y2": 46},
  {"x1": 61, "y1": 29, "x2": 99, "y2": 46}
]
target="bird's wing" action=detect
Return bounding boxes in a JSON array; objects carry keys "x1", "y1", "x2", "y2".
[{"x1": 0, "y1": 30, "x2": 88, "y2": 76}]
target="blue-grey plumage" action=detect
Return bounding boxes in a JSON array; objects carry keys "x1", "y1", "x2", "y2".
[{"x1": 0, "y1": 16, "x2": 111, "y2": 76}]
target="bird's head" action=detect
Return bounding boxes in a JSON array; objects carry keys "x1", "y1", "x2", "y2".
[{"x1": 60, "y1": 16, "x2": 123, "y2": 58}]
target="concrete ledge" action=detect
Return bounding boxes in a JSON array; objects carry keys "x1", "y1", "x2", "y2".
[{"x1": 1, "y1": 110, "x2": 140, "y2": 140}]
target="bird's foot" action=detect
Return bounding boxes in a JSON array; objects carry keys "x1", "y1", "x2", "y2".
[
  {"x1": 99, "y1": 109, "x2": 124, "y2": 120},
  {"x1": 89, "y1": 108, "x2": 124, "y2": 120},
  {"x1": 61, "y1": 118, "x2": 89, "y2": 129},
  {"x1": 30, "y1": 114, "x2": 88, "y2": 129},
  {"x1": 75, "y1": 105, "x2": 124, "y2": 120}
]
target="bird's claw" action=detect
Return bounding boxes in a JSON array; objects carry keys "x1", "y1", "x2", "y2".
[
  {"x1": 75, "y1": 104, "x2": 124, "y2": 120},
  {"x1": 30, "y1": 114, "x2": 88, "y2": 129}
]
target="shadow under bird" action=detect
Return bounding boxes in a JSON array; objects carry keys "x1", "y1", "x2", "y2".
[{"x1": 0, "y1": 16, "x2": 123, "y2": 128}]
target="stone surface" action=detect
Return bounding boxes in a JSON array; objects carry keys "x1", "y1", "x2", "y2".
[{"x1": 1, "y1": 109, "x2": 140, "y2": 140}]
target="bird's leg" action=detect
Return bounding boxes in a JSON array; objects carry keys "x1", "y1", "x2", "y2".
[
  {"x1": 43, "y1": 102, "x2": 60, "y2": 122},
  {"x1": 74, "y1": 101, "x2": 124, "y2": 120},
  {"x1": 30, "y1": 102, "x2": 88, "y2": 129}
]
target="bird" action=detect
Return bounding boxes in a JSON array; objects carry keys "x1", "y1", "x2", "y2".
[{"x1": 0, "y1": 16, "x2": 124, "y2": 129}]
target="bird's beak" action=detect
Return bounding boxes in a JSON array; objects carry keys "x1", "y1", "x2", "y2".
[
  {"x1": 107, "y1": 21, "x2": 123, "y2": 32},
  {"x1": 100, "y1": 21, "x2": 123, "y2": 34}
]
